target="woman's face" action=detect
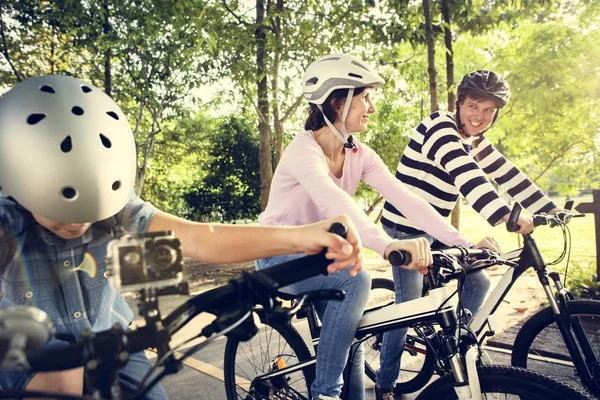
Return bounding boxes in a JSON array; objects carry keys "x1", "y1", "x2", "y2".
[
  {"x1": 459, "y1": 97, "x2": 497, "y2": 137},
  {"x1": 339, "y1": 88, "x2": 376, "y2": 134}
]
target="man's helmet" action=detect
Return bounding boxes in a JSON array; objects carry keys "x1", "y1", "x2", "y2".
[
  {"x1": 302, "y1": 54, "x2": 385, "y2": 105},
  {"x1": 457, "y1": 70, "x2": 510, "y2": 108},
  {"x1": 0, "y1": 75, "x2": 137, "y2": 223}
]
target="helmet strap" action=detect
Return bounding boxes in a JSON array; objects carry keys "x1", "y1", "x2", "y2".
[{"x1": 316, "y1": 89, "x2": 357, "y2": 151}]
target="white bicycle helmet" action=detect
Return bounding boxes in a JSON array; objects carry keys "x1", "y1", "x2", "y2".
[
  {"x1": 0, "y1": 75, "x2": 137, "y2": 223},
  {"x1": 302, "y1": 54, "x2": 384, "y2": 105},
  {"x1": 302, "y1": 54, "x2": 384, "y2": 147}
]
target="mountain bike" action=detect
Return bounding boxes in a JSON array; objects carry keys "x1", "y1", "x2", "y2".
[
  {"x1": 364, "y1": 204, "x2": 600, "y2": 397},
  {"x1": 0, "y1": 224, "x2": 351, "y2": 399},
  {"x1": 223, "y1": 242, "x2": 594, "y2": 399}
]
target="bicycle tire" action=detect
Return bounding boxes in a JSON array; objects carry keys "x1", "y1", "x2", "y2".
[
  {"x1": 363, "y1": 278, "x2": 436, "y2": 394},
  {"x1": 415, "y1": 365, "x2": 594, "y2": 399},
  {"x1": 224, "y1": 315, "x2": 315, "y2": 400},
  {"x1": 511, "y1": 299, "x2": 600, "y2": 396}
]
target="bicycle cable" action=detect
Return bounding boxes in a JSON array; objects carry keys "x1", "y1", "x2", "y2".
[{"x1": 133, "y1": 309, "x2": 253, "y2": 399}]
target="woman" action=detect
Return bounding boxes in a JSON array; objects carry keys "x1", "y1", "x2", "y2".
[{"x1": 257, "y1": 54, "x2": 493, "y2": 400}]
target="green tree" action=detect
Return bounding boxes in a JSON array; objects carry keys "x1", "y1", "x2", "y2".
[{"x1": 185, "y1": 116, "x2": 261, "y2": 222}]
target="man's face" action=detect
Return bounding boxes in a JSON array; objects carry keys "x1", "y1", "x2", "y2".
[
  {"x1": 459, "y1": 97, "x2": 497, "y2": 137},
  {"x1": 32, "y1": 214, "x2": 92, "y2": 240}
]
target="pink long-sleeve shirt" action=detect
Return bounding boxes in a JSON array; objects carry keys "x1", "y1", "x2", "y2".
[{"x1": 259, "y1": 130, "x2": 472, "y2": 256}]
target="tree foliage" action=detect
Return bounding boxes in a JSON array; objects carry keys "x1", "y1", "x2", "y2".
[{"x1": 185, "y1": 116, "x2": 261, "y2": 222}]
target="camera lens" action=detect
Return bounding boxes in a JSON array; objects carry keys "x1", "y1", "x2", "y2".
[{"x1": 149, "y1": 244, "x2": 177, "y2": 270}]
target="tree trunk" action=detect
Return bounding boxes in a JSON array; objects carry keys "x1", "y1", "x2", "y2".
[
  {"x1": 103, "y1": 0, "x2": 112, "y2": 96},
  {"x1": 423, "y1": 0, "x2": 438, "y2": 112},
  {"x1": 256, "y1": 0, "x2": 273, "y2": 210},
  {"x1": 271, "y1": 0, "x2": 284, "y2": 168},
  {"x1": 137, "y1": 119, "x2": 158, "y2": 195},
  {"x1": 442, "y1": 0, "x2": 460, "y2": 229}
]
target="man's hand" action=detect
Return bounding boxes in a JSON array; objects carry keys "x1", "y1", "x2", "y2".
[
  {"x1": 474, "y1": 236, "x2": 501, "y2": 253},
  {"x1": 503, "y1": 212, "x2": 534, "y2": 235}
]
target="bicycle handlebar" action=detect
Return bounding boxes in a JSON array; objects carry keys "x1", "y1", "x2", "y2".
[
  {"x1": 388, "y1": 247, "x2": 491, "y2": 267},
  {"x1": 25, "y1": 222, "x2": 349, "y2": 373},
  {"x1": 507, "y1": 202, "x2": 584, "y2": 232}
]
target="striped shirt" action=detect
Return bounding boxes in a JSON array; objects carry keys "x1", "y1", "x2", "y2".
[{"x1": 381, "y1": 111, "x2": 556, "y2": 235}]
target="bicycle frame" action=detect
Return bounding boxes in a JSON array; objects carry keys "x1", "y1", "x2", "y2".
[
  {"x1": 253, "y1": 284, "x2": 486, "y2": 400},
  {"x1": 468, "y1": 233, "x2": 600, "y2": 393}
]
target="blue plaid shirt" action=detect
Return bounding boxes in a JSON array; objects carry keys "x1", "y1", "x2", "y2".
[{"x1": 0, "y1": 195, "x2": 156, "y2": 340}]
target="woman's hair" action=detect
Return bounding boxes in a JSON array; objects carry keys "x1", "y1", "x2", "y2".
[{"x1": 304, "y1": 87, "x2": 366, "y2": 131}]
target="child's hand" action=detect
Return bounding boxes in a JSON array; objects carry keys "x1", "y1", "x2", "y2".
[{"x1": 296, "y1": 215, "x2": 363, "y2": 276}]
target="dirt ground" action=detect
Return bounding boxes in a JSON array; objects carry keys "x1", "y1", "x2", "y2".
[{"x1": 183, "y1": 250, "x2": 548, "y2": 335}]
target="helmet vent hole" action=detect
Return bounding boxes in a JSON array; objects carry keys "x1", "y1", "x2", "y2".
[
  {"x1": 348, "y1": 73, "x2": 363, "y2": 79},
  {"x1": 40, "y1": 85, "x2": 55, "y2": 94},
  {"x1": 27, "y1": 114, "x2": 46, "y2": 125},
  {"x1": 99, "y1": 134, "x2": 112, "y2": 148},
  {"x1": 306, "y1": 77, "x2": 318, "y2": 86},
  {"x1": 71, "y1": 106, "x2": 84, "y2": 116},
  {"x1": 351, "y1": 60, "x2": 369, "y2": 71},
  {"x1": 112, "y1": 181, "x2": 121, "y2": 191},
  {"x1": 60, "y1": 136, "x2": 73, "y2": 153},
  {"x1": 106, "y1": 111, "x2": 119, "y2": 120},
  {"x1": 81, "y1": 86, "x2": 92, "y2": 93},
  {"x1": 62, "y1": 187, "x2": 77, "y2": 200}
]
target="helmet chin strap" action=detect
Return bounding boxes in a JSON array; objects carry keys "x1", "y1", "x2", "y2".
[{"x1": 317, "y1": 89, "x2": 355, "y2": 149}]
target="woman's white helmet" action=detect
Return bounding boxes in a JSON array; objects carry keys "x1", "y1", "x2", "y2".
[
  {"x1": 302, "y1": 54, "x2": 384, "y2": 147},
  {"x1": 302, "y1": 54, "x2": 384, "y2": 105},
  {"x1": 0, "y1": 75, "x2": 137, "y2": 223}
]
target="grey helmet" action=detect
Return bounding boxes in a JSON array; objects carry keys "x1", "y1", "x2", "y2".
[
  {"x1": 302, "y1": 54, "x2": 384, "y2": 147},
  {"x1": 0, "y1": 75, "x2": 137, "y2": 223}
]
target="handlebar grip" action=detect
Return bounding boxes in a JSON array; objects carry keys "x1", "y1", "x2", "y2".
[
  {"x1": 328, "y1": 222, "x2": 348, "y2": 238},
  {"x1": 300, "y1": 289, "x2": 345, "y2": 302},
  {"x1": 388, "y1": 250, "x2": 412, "y2": 266},
  {"x1": 257, "y1": 222, "x2": 348, "y2": 287},
  {"x1": 506, "y1": 203, "x2": 522, "y2": 232}
]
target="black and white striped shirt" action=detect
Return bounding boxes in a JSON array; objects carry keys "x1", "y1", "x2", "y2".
[{"x1": 381, "y1": 111, "x2": 556, "y2": 235}]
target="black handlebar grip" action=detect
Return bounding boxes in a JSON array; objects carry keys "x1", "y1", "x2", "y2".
[
  {"x1": 506, "y1": 203, "x2": 522, "y2": 232},
  {"x1": 328, "y1": 222, "x2": 347, "y2": 238},
  {"x1": 388, "y1": 250, "x2": 412, "y2": 266}
]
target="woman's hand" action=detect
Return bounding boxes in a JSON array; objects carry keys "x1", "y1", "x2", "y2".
[
  {"x1": 295, "y1": 215, "x2": 363, "y2": 276},
  {"x1": 473, "y1": 236, "x2": 501, "y2": 253},
  {"x1": 384, "y1": 237, "x2": 431, "y2": 274}
]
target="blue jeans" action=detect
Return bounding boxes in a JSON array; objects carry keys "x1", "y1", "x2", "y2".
[
  {"x1": 376, "y1": 226, "x2": 490, "y2": 390},
  {"x1": 257, "y1": 254, "x2": 371, "y2": 400},
  {"x1": 0, "y1": 339, "x2": 167, "y2": 400}
]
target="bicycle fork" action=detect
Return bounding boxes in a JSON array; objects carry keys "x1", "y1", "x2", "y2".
[
  {"x1": 543, "y1": 272, "x2": 600, "y2": 393},
  {"x1": 438, "y1": 310, "x2": 484, "y2": 400}
]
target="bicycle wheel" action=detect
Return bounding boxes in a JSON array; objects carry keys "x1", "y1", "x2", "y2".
[
  {"x1": 511, "y1": 299, "x2": 600, "y2": 396},
  {"x1": 416, "y1": 365, "x2": 593, "y2": 399},
  {"x1": 224, "y1": 314, "x2": 315, "y2": 400},
  {"x1": 363, "y1": 278, "x2": 436, "y2": 394}
]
